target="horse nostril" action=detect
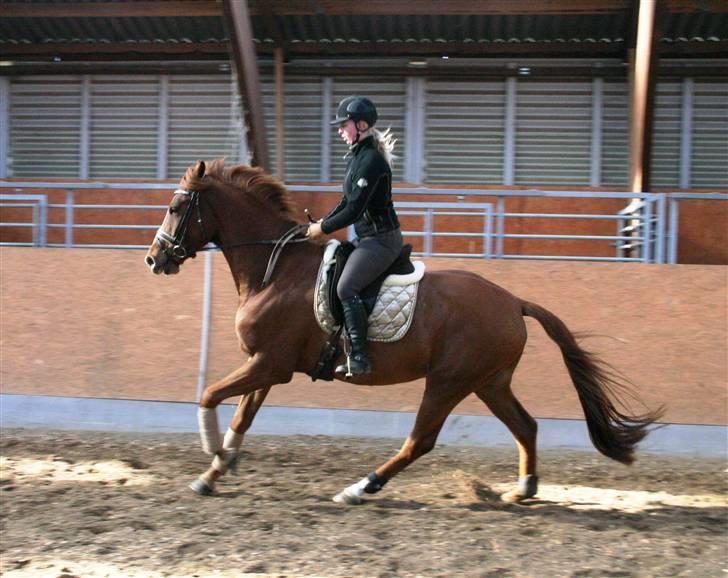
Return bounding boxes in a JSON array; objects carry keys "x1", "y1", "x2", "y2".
[{"x1": 145, "y1": 255, "x2": 155, "y2": 267}]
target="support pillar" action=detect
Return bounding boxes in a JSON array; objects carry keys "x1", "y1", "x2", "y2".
[{"x1": 223, "y1": 0, "x2": 269, "y2": 171}]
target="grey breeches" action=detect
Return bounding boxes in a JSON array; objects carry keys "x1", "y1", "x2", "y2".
[{"x1": 337, "y1": 229, "x2": 403, "y2": 301}]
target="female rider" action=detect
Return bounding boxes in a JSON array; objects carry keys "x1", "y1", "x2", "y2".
[{"x1": 307, "y1": 96, "x2": 402, "y2": 376}]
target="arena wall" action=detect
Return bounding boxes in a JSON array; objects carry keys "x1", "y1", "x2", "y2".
[{"x1": 1, "y1": 247, "x2": 725, "y2": 426}]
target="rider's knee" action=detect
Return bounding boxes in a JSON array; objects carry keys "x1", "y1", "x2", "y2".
[{"x1": 336, "y1": 281, "x2": 357, "y2": 301}]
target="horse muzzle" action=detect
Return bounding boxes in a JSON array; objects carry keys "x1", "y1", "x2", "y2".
[{"x1": 145, "y1": 250, "x2": 180, "y2": 276}]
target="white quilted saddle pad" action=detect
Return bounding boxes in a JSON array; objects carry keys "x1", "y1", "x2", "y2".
[{"x1": 314, "y1": 240, "x2": 426, "y2": 343}]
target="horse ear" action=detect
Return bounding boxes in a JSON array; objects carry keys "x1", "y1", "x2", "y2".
[{"x1": 194, "y1": 160, "x2": 206, "y2": 179}]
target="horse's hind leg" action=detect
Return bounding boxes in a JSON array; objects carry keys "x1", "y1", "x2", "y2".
[
  {"x1": 190, "y1": 387, "x2": 271, "y2": 496},
  {"x1": 475, "y1": 367, "x2": 538, "y2": 503},
  {"x1": 333, "y1": 381, "x2": 466, "y2": 505}
]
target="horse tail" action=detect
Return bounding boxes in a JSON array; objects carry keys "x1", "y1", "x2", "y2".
[{"x1": 521, "y1": 300, "x2": 663, "y2": 465}]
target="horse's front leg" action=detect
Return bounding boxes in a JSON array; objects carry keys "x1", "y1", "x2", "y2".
[
  {"x1": 190, "y1": 386, "x2": 271, "y2": 496},
  {"x1": 190, "y1": 354, "x2": 287, "y2": 495}
]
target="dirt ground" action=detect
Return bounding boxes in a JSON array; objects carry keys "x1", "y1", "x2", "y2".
[{"x1": 0, "y1": 429, "x2": 726, "y2": 578}]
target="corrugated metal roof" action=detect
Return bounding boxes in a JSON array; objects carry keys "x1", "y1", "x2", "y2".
[
  {"x1": 0, "y1": 16, "x2": 223, "y2": 44},
  {"x1": 1, "y1": 12, "x2": 726, "y2": 48}
]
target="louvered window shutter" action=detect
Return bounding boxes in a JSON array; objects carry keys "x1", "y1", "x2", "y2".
[
  {"x1": 284, "y1": 79, "x2": 322, "y2": 182},
  {"x1": 650, "y1": 81, "x2": 682, "y2": 189},
  {"x1": 9, "y1": 76, "x2": 82, "y2": 178},
  {"x1": 514, "y1": 81, "x2": 592, "y2": 186},
  {"x1": 424, "y1": 81, "x2": 505, "y2": 185},
  {"x1": 260, "y1": 73, "x2": 277, "y2": 174},
  {"x1": 601, "y1": 80, "x2": 630, "y2": 187},
  {"x1": 167, "y1": 75, "x2": 242, "y2": 178},
  {"x1": 89, "y1": 75, "x2": 159, "y2": 179},
  {"x1": 329, "y1": 79, "x2": 406, "y2": 183},
  {"x1": 691, "y1": 81, "x2": 728, "y2": 189},
  {"x1": 260, "y1": 75, "x2": 324, "y2": 181}
]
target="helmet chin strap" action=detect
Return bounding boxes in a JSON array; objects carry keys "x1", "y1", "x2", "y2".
[{"x1": 351, "y1": 123, "x2": 370, "y2": 146}]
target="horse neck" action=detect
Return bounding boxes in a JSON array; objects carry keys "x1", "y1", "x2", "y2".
[
  {"x1": 222, "y1": 238, "x2": 323, "y2": 300},
  {"x1": 220, "y1": 245, "x2": 270, "y2": 298},
  {"x1": 207, "y1": 188, "x2": 306, "y2": 297}
]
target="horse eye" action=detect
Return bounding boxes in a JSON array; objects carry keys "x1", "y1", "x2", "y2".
[{"x1": 169, "y1": 207, "x2": 177, "y2": 215}]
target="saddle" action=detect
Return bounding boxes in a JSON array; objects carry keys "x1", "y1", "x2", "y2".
[
  {"x1": 327, "y1": 241, "x2": 416, "y2": 325},
  {"x1": 309, "y1": 240, "x2": 426, "y2": 381}
]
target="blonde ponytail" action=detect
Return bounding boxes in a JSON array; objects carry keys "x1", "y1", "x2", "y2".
[{"x1": 372, "y1": 127, "x2": 397, "y2": 168}]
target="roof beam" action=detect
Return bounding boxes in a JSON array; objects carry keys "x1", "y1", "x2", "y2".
[
  {"x1": 4, "y1": 40, "x2": 726, "y2": 61},
  {"x1": 1, "y1": 0, "x2": 629, "y2": 18},
  {"x1": 5, "y1": 60, "x2": 726, "y2": 78},
  {"x1": 262, "y1": 0, "x2": 728, "y2": 14},
  {"x1": 668, "y1": 0, "x2": 728, "y2": 12},
  {"x1": 258, "y1": 41, "x2": 627, "y2": 58},
  {"x1": 5, "y1": 40, "x2": 728, "y2": 62},
  {"x1": 1, "y1": 1, "x2": 221, "y2": 18},
  {"x1": 2, "y1": 0, "x2": 723, "y2": 19},
  {"x1": 223, "y1": 0, "x2": 269, "y2": 171},
  {"x1": 247, "y1": 0, "x2": 632, "y2": 15},
  {"x1": 0, "y1": 41, "x2": 624, "y2": 61},
  {"x1": 246, "y1": 0, "x2": 632, "y2": 15}
]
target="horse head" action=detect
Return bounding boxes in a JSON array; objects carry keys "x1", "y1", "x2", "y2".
[
  {"x1": 145, "y1": 160, "x2": 216, "y2": 275},
  {"x1": 145, "y1": 159, "x2": 303, "y2": 277}
]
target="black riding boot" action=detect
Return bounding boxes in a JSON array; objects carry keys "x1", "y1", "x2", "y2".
[{"x1": 335, "y1": 295, "x2": 372, "y2": 376}]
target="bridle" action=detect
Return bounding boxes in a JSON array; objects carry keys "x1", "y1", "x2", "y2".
[
  {"x1": 154, "y1": 188, "x2": 309, "y2": 288},
  {"x1": 155, "y1": 188, "x2": 206, "y2": 261}
]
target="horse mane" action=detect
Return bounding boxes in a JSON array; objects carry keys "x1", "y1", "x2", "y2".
[{"x1": 182, "y1": 159, "x2": 300, "y2": 222}]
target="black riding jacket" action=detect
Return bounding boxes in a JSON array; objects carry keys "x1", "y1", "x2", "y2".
[{"x1": 320, "y1": 136, "x2": 400, "y2": 238}]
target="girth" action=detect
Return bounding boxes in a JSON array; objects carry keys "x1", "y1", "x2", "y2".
[{"x1": 325, "y1": 242, "x2": 415, "y2": 326}]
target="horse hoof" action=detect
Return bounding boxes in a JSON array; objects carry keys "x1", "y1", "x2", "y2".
[
  {"x1": 501, "y1": 489, "x2": 528, "y2": 503},
  {"x1": 333, "y1": 490, "x2": 363, "y2": 505},
  {"x1": 501, "y1": 475, "x2": 538, "y2": 503},
  {"x1": 189, "y1": 477, "x2": 214, "y2": 496}
]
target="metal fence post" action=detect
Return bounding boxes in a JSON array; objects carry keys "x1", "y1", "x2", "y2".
[
  {"x1": 642, "y1": 197, "x2": 652, "y2": 263},
  {"x1": 65, "y1": 190, "x2": 75, "y2": 248},
  {"x1": 196, "y1": 251, "x2": 214, "y2": 402},
  {"x1": 483, "y1": 205, "x2": 493, "y2": 259},
  {"x1": 495, "y1": 196, "x2": 505, "y2": 258},
  {"x1": 424, "y1": 209, "x2": 433, "y2": 256},
  {"x1": 655, "y1": 193, "x2": 666, "y2": 264},
  {"x1": 615, "y1": 215, "x2": 625, "y2": 260},
  {"x1": 31, "y1": 204, "x2": 39, "y2": 246},
  {"x1": 668, "y1": 196, "x2": 680, "y2": 264},
  {"x1": 39, "y1": 195, "x2": 48, "y2": 247}
]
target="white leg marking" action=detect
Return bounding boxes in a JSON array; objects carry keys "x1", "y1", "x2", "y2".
[
  {"x1": 197, "y1": 407, "x2": 222, "y2": 455},
  {"x1": 333, "y1": 476, "x2": 371, "y2": 505},
  {"x1": 211, "y1": 428, "x2": 245, "y2": 473}
]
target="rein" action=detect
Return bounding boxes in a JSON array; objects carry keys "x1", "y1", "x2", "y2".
[{"x1": 155, "y1": 188, "x2": 310, "y2": 288}]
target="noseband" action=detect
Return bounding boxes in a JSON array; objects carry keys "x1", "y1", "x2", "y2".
[{"x1": 155, "y1": 187, "x2": 309, "y2": 288}]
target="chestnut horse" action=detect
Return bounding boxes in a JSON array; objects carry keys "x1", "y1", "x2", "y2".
[{"x1": 145, "y1": 160, "x2": 662, "y2": 504}]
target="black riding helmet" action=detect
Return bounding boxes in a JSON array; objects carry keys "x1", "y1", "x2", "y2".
[{"x1": 330, "y1": 96, "x2": 378, "y2": 128}]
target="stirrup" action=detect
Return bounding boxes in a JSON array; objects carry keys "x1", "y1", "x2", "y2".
[{"x1": 335, "y1": 353, "x2": 371, "y2": 377}]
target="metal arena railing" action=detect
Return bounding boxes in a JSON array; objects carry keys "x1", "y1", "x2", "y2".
[{"x1": 1, "y1": 182, "x2": 726, "y2": 264}]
